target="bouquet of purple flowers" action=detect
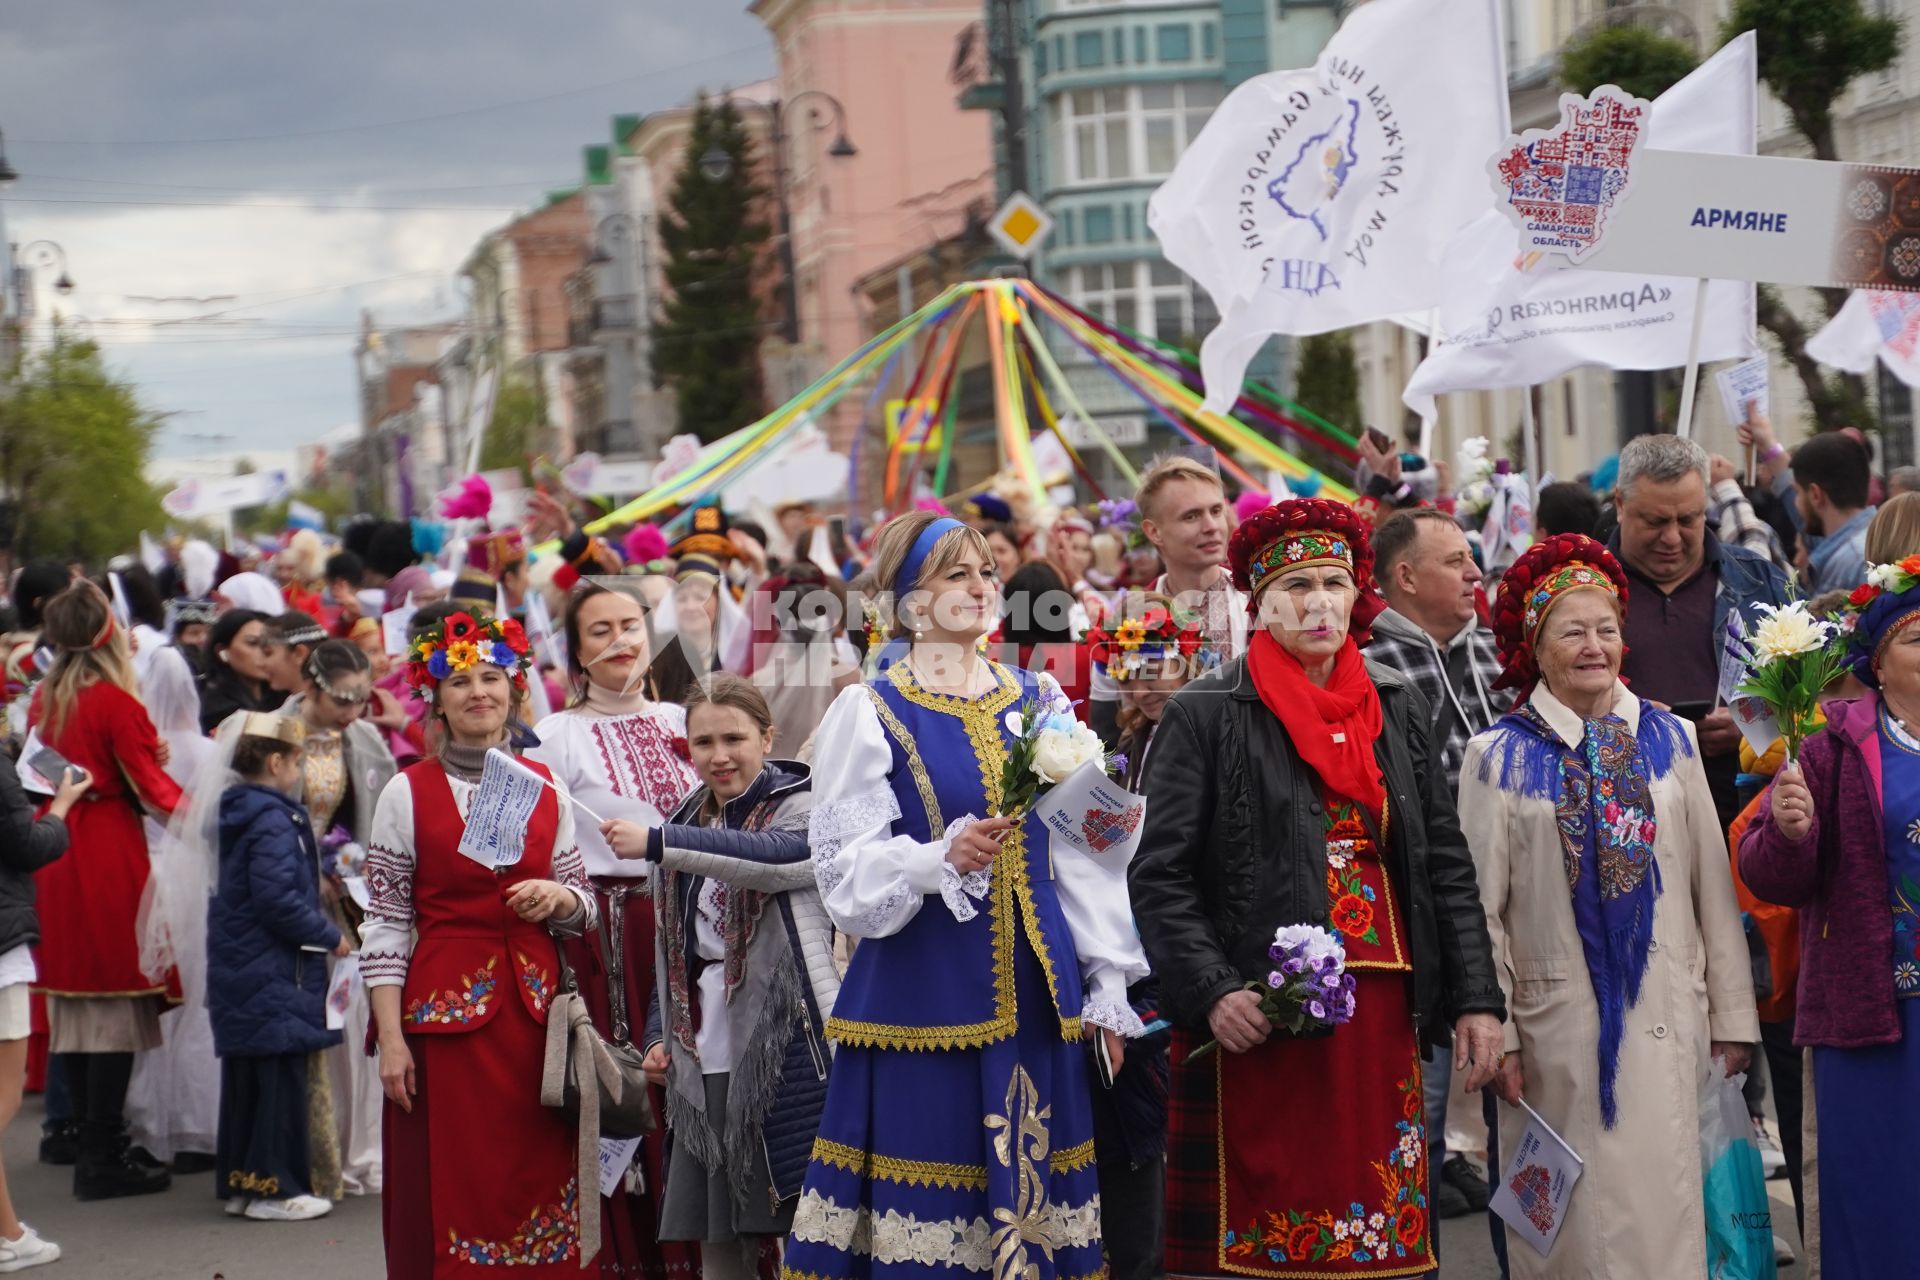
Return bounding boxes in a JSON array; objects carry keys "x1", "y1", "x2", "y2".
[{"x1": 1187, "y1": 924, "x2": 1355, "y2": 1061}]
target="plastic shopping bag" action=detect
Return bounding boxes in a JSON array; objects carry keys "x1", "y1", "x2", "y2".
[{"x1": 1699, "y1": 1067, "x2": 1776, "y2": 1280}]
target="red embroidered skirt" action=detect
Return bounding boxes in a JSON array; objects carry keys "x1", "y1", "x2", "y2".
[
  {"x1": 383, "y1": 991, "x2": 578, "y2": 1277},
  {"x1": 1165, "y1": 972, "x2": 1433, "y2": 1279}
]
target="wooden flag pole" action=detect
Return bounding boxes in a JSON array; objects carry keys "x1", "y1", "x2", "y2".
[
  {"x1": 1675, "y1": 277, "x2": 1710, "y2": 440},
  {"x1": 1520, "y1": 387, "x2": 1540, "y2": 501}
]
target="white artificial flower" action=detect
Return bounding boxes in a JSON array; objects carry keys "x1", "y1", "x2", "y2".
[
  {"x1": 1030, "y1": 722, "x2": 1104, "y2": 784},
  {"x1": 1868, "y1": 562, "x2": 1905, "y2": 590},
  {"x1": 1748, "y1": 602, "x2": 1834, "y2": 664}
]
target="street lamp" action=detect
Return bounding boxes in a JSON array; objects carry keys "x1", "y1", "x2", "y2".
[
  {"x1": 0, "y1": 129, "x2": 17, "y2": 188},
  {"x1": 21, "y1": 242, "x2": 73, "y2": 296},
  {"x1": 697, "y1": 90, "x2": 858, "y2": 347}
]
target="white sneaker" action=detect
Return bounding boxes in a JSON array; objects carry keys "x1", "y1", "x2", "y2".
[
  {"x1": 1752, "y1": 1117, "x2": 1788, "y2": 1178},
  {"x1": 223, "y1": 1197, "x2": 248, "y2": 1217},
  {"x1": 1774, "y1": 1234, "x2": 1796, "y2": 1266},
  {"x1": 0, "y1": 1225, "x2": 62, "y2": 1272},
  {"x1": 244, "y1": 1195, "x2": 333, "y2": 1222}
]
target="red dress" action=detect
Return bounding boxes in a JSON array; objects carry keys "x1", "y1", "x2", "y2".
[
  {"x1": 381, "y1": 761, "x2": 580, "y2": 1278},
  {"x1": 31, "y1": 681, "x2": 182, "y2": 998},
  {"x1": 1166, "y1": 793, "x2": 1433, "y2": 1278}
]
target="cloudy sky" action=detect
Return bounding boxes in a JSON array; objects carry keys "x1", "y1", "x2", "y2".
[{"x1": 0, "y1": 2, "x2": 774, "y2": 461}]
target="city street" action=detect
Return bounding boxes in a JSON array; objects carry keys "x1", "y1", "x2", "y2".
[{"x1": 0, "y1": 1094, "x2": 1806, "y2": 1279}]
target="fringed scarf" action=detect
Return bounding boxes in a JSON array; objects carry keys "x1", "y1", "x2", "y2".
[{"x1": 1475, "y1": 696, "x2": 1692, "y2": 1127}]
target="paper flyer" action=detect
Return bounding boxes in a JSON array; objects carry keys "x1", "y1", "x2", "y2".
[
  {"x1": 1714, "y1": 355, "x2": 1770, "y2": 431},
  {"x1": 1035, "y1": 761, "x2": 1149, "y2": 861},
  {"x1": 381, "y1": 602, "x2": 418, "y2": 658},
  {"x1": 457, "y1": 750, "x2": 545, "y2": 870},
  {"x1": 1490, "y1": 1099, "x2": 1584, "y2": 1258},
  {"x1": 343, "y1": 876, "x2": 372, "y2": 912},
  {"x1": 1729, "y1": 695, "x2": 1783, "y2": 758},
  {"x1": 325, "y1": 955, "x2": 361, "y2": 1032},
  {"x1": 1717, "y1": 610, "x2": 1749, "y2": 708},
  {"x1": 598, "y1": 1136, "x2": 643, "y2": 1198}
]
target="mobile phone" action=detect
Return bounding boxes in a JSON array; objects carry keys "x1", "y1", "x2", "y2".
[
  {"x1": 26, "y1": 745, "x2": 76, "y2": 791},
  {"x1": 1365, "y1": 426, "x2": 1394, "y2": 454},
  {"x1": 1667, "y1": 700, "x2": 1714, "y2": 722},
  {"x1": 1091, "y1": 1028, "x2": 1116, "y2": 1090}
]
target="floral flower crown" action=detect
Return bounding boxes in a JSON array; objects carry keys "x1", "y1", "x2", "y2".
[
  {"x1": 1842, "y1": 555, "x2": 1920, "y2": 682},
  {"x1": 404, "y1": 610, "x2": 532, "y2": 700},
  {"x1": 1086, "y1": 604, "x2": 1214, "y2": 682}
]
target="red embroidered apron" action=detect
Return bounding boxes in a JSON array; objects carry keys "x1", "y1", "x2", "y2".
[
  {"x1": 381, "y1": 761, "x2": 580, "y2": 1278},
  {"x1": 1167, "y1": 794, "x2": 1433, "y2": 1279}
]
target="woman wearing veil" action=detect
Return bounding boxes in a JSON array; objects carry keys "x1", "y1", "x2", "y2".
[{"x1": 128, "y1": 602, "x2": 223, "y2": 1172}]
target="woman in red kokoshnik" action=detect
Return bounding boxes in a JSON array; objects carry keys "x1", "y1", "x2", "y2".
[
  {"x1": 31, "y1": 582, "x2": 183, "y2": 1201},
  {"x1": 363, "y1": 608, "x2": 600, "y2": 1276},
  {"x1": 1130, "y1": 499, "x2": 1506, "y2": 1279}
]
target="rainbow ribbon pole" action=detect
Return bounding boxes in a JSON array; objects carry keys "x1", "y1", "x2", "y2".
[{"x1": 560, "y1": 277, "x2": 1359, "y2": 540}]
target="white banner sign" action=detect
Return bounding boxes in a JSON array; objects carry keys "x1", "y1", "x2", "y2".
[{"x1": 159, "y1": 470, "x2": 292, "y2": 519}]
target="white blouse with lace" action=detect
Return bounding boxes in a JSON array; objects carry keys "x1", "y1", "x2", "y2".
[
  {"x1": 806, "y1": 677, "x2": 1149, "y2": 1038},
  {"x1": 360, "y1": 767, "x2": 596, "y2": 989}
]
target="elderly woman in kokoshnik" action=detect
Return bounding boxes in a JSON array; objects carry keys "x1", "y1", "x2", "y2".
[
  {"x1": 1459, "y1": 534, "x2": 1758, "y2": 1279},
  {"x1": 781, "y1": 510, "x2": 1149, "y2": 1280},
  {"x1": 1129, "y1": 498, "x2": 1505, "y2": 1280},
  {"x1": 1741, "y1": 553, "x2": 1920, "y2": 1280}
]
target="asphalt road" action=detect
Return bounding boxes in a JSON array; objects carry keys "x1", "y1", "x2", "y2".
[{"x1": 0, "y1": 1096, "x2": 1806, "y2": 1279}]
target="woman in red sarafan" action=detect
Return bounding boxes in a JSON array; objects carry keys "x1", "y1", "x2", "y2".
[
  {"x1": 362, "y1": 609, "x2": 600, "y2": 1277},
  {"x1": 29, "y1": 582, "x2": 183, "y2": 1201}
]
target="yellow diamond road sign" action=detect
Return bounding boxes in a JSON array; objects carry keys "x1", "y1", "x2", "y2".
[{"x1": 989, "y1": 192, "x2": 1054, "y2": 259}]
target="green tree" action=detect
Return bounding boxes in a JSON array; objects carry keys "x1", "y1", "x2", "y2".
[
  {"x1": 1722, "y1": 0, "x2": 1903, "y2": 430},
  {"x1": 1292, "y1": 330, "x2": 1362, "y2": 437},
  {"x1": 651, "y1": 93, "x2": 771, "y2": 444},
  {"x1": 479, "y1": 374, "x2": 544, "y2": 475},
  {"x1": 1559, "y1": 24, "x2": 1699, "y2": 100},
  {"x1": 0, "y1": 330, "x2": 168, "y2": 563}
]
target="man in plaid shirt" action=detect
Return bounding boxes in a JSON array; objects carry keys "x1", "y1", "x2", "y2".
[{"x1": 1363, "y1": 508, "x2": 1505, "y2": 1223}]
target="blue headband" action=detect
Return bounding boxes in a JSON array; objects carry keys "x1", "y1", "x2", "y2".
[{"x1": 894, "y1": 517, "x2": 966, "y2": 597}]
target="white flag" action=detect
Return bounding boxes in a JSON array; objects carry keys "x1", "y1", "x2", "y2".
[
  {"x1": 1807, "y1": 288, "x2": 1920, "y2": 386},
  {"x1": 1148, "y1": 0, "x2": 1509, "y2": 413},
  {"x1": 1404, "y1": 34, "x2": 1760, "y2": 424}
]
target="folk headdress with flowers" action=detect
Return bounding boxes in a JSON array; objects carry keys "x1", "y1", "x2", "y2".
[
  {"x1": 1489, "y1": 533, "x2": 1629, "y2": 695},
  {"x1": 1228, "y1": 497, "x2": 1383, "y2": 643},
  {"x1": 404, "y1": 609, "x2": 532, "y2": 701},
  {"x1": 1087, "y1": 598, "x2": 1213, "y2": 682},
  {"x1": 1843, "y1": 553, "x2": 1920, "y2": 687}
]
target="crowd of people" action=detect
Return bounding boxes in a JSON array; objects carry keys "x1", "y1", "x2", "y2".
[{"x1": 0, "y1": 412, "x2": 1907, "y2": 1277}]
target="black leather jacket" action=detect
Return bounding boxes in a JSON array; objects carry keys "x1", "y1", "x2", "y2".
[{"x1": 1128, "y1": 655, "x2": 1505, "y2": 1050}]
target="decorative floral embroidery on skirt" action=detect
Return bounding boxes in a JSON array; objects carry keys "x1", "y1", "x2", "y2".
[
  {"x1": 227, "y1": 1169, "x2": 282, "y2": 1197},
  {"x1": 405, "y1": 956, "x2": 499, "y2": 1027},
  {"x1": 1222, "y1": 1065, "x2": 1430, "y2": 1268},
  {"x1": 446, "y1": 1178, "x2": 580, "y2": 1266},
  {"x1": 515, "y1": 951, "x2": 554, "y2": 1017}
]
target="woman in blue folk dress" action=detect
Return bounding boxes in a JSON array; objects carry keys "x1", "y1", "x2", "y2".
[{"x1": 785, "y1": 512, "x2": 1148, "y2": 1280}]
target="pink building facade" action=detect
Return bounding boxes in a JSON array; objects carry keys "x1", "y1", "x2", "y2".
[{"x1": 752, "y1": 0, "x2": 995, "y2": 449}]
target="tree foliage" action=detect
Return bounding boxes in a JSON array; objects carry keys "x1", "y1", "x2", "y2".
[
  {"x1": 1721, "y1": 0, "x2": 1903, "y2": 430},
  {"x1": 651, "y1": 93, "x2": 771, "y2": 445},
  {"x1": 1559, "y1": 25, "x2": 1699, "y2": 100},
  {"x1": 479, "y1": 374, "x2": 544, "y2": 475},
  {"x1": 1293, "y1": 330, "x2": 1362, "y2": 437},
  {"x1": 0, "y1": 331, "x2": 168, "y2": 562}
]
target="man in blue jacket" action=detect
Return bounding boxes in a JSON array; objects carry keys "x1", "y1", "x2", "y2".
[{"x1": 1608, "y1": 432, "x2": 1790, "y2": 831}]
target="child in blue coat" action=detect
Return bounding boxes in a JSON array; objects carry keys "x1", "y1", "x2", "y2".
[{"x1": 206, "y1": 713, "x2": 346, "y2": 1222}]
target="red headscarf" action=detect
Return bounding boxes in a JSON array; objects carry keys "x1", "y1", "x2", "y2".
[
  {"x1": 1489, "y1": 533, "x2": 1630, "y2": 700},
  {"x1": 1230, "y1": 498, "x2": 1387, "y2": 811}
]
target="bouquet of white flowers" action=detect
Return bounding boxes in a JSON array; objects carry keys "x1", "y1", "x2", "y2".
[
  {"x1": 1733, "y1": 599, "x2": 1849, "y2": 763},
  {"x1": 998, "y1": 685, "x2": 1111, "y2": 817}
]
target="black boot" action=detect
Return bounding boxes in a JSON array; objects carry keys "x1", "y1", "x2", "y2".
[
  {"x1": 38, "y1": 1121, "x2": 79, "y2": 1167},
  {"x1": 73, "y1": 1121, "x2": 171, "y2": 1201}
]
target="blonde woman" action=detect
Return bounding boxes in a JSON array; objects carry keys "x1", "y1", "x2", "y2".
[{"x1": 29, "y1": 583, "x2": 183, "y2": 1201}]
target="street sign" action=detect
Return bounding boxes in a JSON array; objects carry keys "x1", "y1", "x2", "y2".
[{"x1": 988, "y1": 192, "x2": 1055, "y2": 260}]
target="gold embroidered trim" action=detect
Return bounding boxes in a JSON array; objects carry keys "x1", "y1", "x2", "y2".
[
  {"x1": 808, "y1": 1136, "x2": 1099, "y2": 1191},
  {"x1": 228, "y1": 1170, "x2": 282, "y2": 1196},
  {"x1": 864, "y1": 688, "x2": 944, "y2": 839}
]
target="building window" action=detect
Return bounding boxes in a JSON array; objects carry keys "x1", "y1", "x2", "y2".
[
  {"x1": 1063, "y1": 260, "x2": 1216, "y2": 344},
  {"x1": 1155, "y1": 24, "x2": 1193, "y2": 61},
  {"x1": 1048, "y1": 81, "x2": 1222, "y2": 187},
  {"x1": 1074, "y1": 31, "x2": 1107, "y2": 68}
]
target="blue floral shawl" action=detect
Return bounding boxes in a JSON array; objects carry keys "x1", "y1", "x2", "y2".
[{"x1": 1476, "y1": 695, "x2": 1692, "y2": 1127}]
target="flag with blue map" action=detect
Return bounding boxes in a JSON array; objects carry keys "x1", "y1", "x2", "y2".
[{"x1": 1147, "y1": 0, "x2": 1508, "y2": 414}]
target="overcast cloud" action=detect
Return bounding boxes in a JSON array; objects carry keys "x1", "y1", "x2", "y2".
[{"x1": 0, "y1": 1, "x2": 773, "y2": 461}]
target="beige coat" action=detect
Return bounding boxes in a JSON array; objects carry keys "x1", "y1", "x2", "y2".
[{"x1": 1459, "y1": 682, "x2": 1760, "y2": 1279}]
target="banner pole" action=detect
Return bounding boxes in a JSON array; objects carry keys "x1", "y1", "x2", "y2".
[
  {"x1": 1520, "y1": 387, "x2": 1539, "y2": 501},
  {"x1": 1675, "y1": 277, "x2": 1710, "y2": 440},
  {"x1": 1417, "y1": 309, "x2": 1439, "y2": 461}
]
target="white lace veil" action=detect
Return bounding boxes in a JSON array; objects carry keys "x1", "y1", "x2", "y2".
[
  {"x1": 650, "y1": 573, "x2": 751, "y2": 676},
  {"x1": 138, "y1": 711, "x2": 247, "y2": 987}
]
